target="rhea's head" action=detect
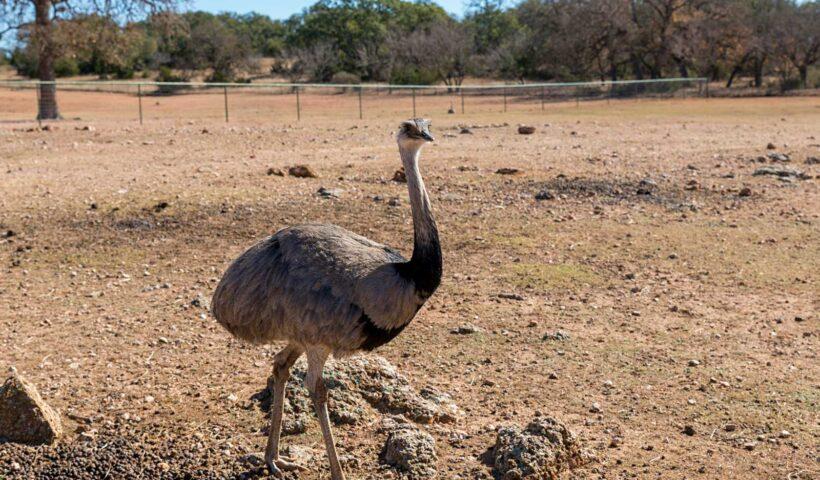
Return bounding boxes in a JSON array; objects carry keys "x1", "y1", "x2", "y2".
[{"x1": 397, "y1": 118, "x2": 434, "y2": 150}]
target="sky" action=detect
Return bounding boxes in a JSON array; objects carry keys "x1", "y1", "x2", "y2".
[{"x1": 190, "y1": 0, "x2": 469, "y2": 19}]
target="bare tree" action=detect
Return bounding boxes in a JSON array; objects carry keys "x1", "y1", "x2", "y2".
[
  {"x1": 401, "y1": 20, "x2": 473, "y2": 90},
  {"x1": 288, "y1": 41, "x2": 338, "y2": 82},
  {"x1": 774, "y1": 1, "x2": 819, "y2": 87},
  {"x1": 0, "y1": 0, "x2": 177, "y2": 119}
]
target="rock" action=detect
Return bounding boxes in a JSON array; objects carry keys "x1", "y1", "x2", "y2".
[
  {"x1": 260, "y1": 356, "x2": 459, "y2": 427},
  {"x1": 190, "y1": 293, "x2": 209, "y2": 310},
  {"x1": 542, "y1": 331, "x2": 570, "y2": 342},
  {"x1": 152, "y1": 201, "x2": 169, "y2": 212},
  {"x1": 496, "y1": 168, "x2": 521, "y2": 175},
  {"x1": 267, "y1": 167, "x2": 284, "y2": 176},
  {"x1": 317, "y1": 187, "x2": 343, "y2": 198},
  {"x1": 498, "y1": 293, "x2": 525, "y2": 301},
  {"x1": 753, "y1": 166, "x2": 808, "y2": 179},
  {"x1": 589, "y1": 403, "x2": 602, "y2": 413},
  {"x1": 0, "y1": 368, "x2": 63, "y2": 445},
  {"x1": 451, "y1": 324, "x2": 481, "y2": 335},
  {"x1": 388, "y1": 197, "x2": 401, "y2": 207},
  {"x1": 534, "y1": 190, "x2": 554, "y2": 201},
  {"x1": 805, "y1": 156, "x2": 820, "y2": 165},
  {"x1": 639, "y1": 178, "x2": 657, "y2": 187},
  {"x1": 766, "y1": 143, "x2": 776, "y2": 150},
  {"x1": 459, "y1": 128, "x2": 473, "y2": 135},
  {"x1": 688, "y1": 359, "x2": 700, "y2": 367},
  {"x1": 766, "y1": 152, "x2": 790, "y2": 162},
  {"x1": 743, "y1": 441, "x2": 757, "y2": 451},
  {"x1": 738, "y1": 187, "x2": 753, "y2": 197},
  {"x1": 682, "y1": 425, "x2": 696, "y2": 436},
  {"x1": 392, "y1": 167, "x2": 407, "y2": 183},
  {"x1": 381, "y1": 423, "x2": 438, "y2": 479},
  {"x1": 288, "y1": 165, "x2": 318, "y2": 178},
  {"x1": 518, "y1": 125, "x2": 536, "y2": 135},
  {"x1": 493, "y1": 417, "x2": 588, "y2": 480},
  {"x1": 447, "y1": 106, "x2": 455, "y2": 114}
]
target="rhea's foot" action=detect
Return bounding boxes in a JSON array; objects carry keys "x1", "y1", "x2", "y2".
[{"x1": 267, "y1": 456, "x2": 308, "y2": 478}]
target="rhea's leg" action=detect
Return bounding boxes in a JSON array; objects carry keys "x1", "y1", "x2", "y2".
[
  {"x1": 306, "y1": 347, "x2": 345, "y2": 480},
  {"x1": 265, "y1": 343, "x2": 305, "y2": 477}
]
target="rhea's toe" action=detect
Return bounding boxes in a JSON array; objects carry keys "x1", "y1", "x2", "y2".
[
  {"x1": 266, "y1": 460, "x2": 284, "y2": 479},
  {"x1": 275, "y1": 457, "x2": 308, "y2": 472}
]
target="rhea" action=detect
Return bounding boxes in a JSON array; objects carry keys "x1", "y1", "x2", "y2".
[{"x1": 211, "y1": 119, "x2": 441, "y2": 479}]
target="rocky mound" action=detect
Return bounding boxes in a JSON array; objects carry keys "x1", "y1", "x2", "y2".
[
  {"x1": 493, "y1": 416, "x2": 589, "y2": 480},
  {"x1": 257, "y1": 355, "x2": 460, "y2": 434},
  {"x1": 381, "y1": 423, "x2": 437, "y2": 479}
]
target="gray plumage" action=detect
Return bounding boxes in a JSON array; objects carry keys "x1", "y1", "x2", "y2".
[
  {"x1": 212, "y1": 224, "x2": 422, "y2": 353},
  {"x1": 211, "y1": 119, "x2": 441, "y2": 480}
]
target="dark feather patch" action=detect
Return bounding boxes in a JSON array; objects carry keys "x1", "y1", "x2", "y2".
[
  {"x1": 393, "y1": 226, "x2": 442, "y2": 298},
  {"x1": 357, "y1": 310, "x2": 409, "y2": 351}
]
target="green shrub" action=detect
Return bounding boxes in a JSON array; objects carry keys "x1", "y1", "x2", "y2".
[{"x1": 54, "y1": 57, "x2": 80, "y2": 77}]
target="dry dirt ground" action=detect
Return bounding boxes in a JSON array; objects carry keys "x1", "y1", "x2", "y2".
[{"x1": 0, "y1": 92, "x2": 818, "y2": 479}]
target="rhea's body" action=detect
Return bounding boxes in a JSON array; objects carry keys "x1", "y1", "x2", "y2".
[{"x1": 212, "y1": 223, "x2": 439, "y2": 354}]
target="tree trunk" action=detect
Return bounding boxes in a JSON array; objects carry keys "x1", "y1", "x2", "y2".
[
  {"x1": 752, "y1": 56, "x2": 765, "y2": 88},
  {"x1": 798, "y1": 65, "x2": 807, "y2": 88},
  {"x1": 726, "y1": 66, "x2": 740, "y2": 88},
  {"x1": 34, "y1": 0, "x2": 60, "y2": 120}
]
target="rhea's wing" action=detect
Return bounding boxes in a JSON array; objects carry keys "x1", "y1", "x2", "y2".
[{"x1": 212, "y1": 224, "x2": 415, "y2": 349}]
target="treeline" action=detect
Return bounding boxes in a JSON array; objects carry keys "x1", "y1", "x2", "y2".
[{"x1": 6, "y1": 0, "x2": 820, "y2": 88}]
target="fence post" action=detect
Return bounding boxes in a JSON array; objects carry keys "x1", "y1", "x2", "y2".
[
  {"x1": 296, "y1": 87, "x2": 301, "y2": 121},
  {"x1": 503, "y1": 87, "x2": 507, "y2": 112},
  {"x1": 575, "y1": 87, "x2": 580, "y2": 108},
  {"x1": 541, "y1": 86, "x2": 545, "y2": 111},
  {"x1": 223, "y1": 86, "x2": 229, "y2": 123},
  {"x1": 35, "y1": 83, "x2": 42, "y2": 128},
  {"x1": 460, "y1": 88, "x2": 465, "y2": 114},
  {"x1": 137, "y1": 84, "x2": 143, "y2": 125},
  {"x1": 412, "y1": 88, "x2": 416, "y2": 117},
  {"x1": 358, "y1": 86, "x2": 363, "y2": 120}
]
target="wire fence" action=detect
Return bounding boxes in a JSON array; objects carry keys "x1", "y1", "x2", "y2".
[{"x1": 0, "y1": 78, "x2": 708, "y2": 124}]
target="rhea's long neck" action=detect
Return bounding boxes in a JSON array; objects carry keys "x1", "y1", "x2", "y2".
[{"x1": 399, "y1": 144, "x2": 442, "y2": 297}]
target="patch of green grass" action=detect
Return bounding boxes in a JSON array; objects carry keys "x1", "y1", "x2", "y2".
[{"x1": 505, "y1": 263, "x2": 602, "y2": 290}]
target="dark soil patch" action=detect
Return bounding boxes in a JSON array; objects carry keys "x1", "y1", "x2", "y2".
[{"x1": 526, "y1": 176, "x2": 709, "y2": 209}]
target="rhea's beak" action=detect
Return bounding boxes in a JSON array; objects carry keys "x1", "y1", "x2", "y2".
[{"x1": 421, "y1": 131, "x2": 434, "y2": 142}]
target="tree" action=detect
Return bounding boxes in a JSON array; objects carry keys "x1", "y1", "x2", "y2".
[
  {"x1": 397, "y1": 19, "x2": 473, "y2": 88},
  {"x1": 774, "y1": 1, "x2": 819, "y2": 87},
  {"x1": 0, "y1": 0, "x2": 177, "y2": 119}
]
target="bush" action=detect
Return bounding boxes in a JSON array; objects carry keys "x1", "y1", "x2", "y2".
[
  {"x1": 779, "y1": 77, "x2": 802, "y2": 92},
  {"x1": 331, "y1": 71, "x2": 361, "y2": 85},
  {"x1": 54, "y1": 58, "x2": 80, "y2": 77},
  {"x1": 389, "y1": 66, "x2": 437, "y2": 85},
  {"x1": 157, "y1": 66, "x2": 187, "y2": 83}
]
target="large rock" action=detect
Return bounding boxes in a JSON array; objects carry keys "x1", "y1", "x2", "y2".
[
  {"x1": 259, "y1": 356, "x2": 459, "y2": 432},
  {"x1": 493, "y1": 416, "x2": 588, "y2": 480},
  {"x1": 288, "y1": 165, "x2": 318, "y2": 178},
  {"x1": 381, "y1": 422, "x2": 438, "y2": 479},
  {"x1": 0, "y1": 368, "x2": 63, "y2": 445}
]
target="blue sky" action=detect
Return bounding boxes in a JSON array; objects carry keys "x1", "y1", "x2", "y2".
[{"x1": 190, "y1": 0, "x2": 469, "y2": 19}]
